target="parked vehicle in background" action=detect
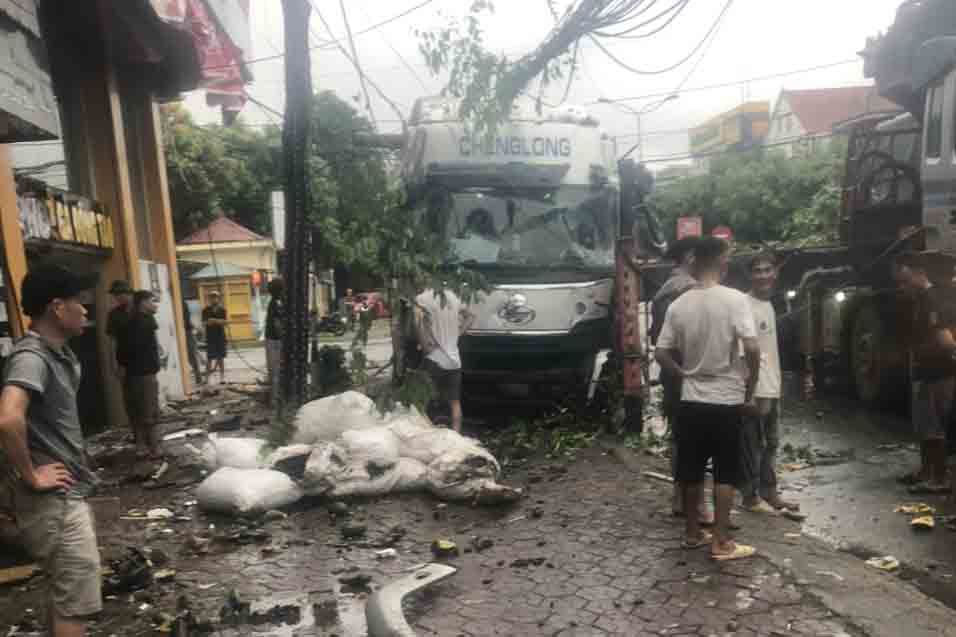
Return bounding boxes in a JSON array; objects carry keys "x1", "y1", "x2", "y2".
[
  {"x1": 354, "y1": 291, "x2": 390, "y2": 319},
  {"x1": 315, "y1": 312, "x2": 349, "y2": 337}
]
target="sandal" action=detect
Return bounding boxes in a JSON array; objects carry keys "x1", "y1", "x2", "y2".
[
  {"x1": 711, "y1": 542, "x2": 756, "y2": 562},
  {"x1": 682, "y1": 531, "x2": 713, "y2": 549}
]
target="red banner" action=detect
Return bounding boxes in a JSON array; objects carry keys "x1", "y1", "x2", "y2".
[{"x1": 186, "y1": 0, "x2": 247, "y2": 118}]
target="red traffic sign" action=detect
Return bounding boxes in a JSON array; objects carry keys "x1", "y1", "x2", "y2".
[
  {"x1": 676, "y1": 217, "x2": 702, "y2": 240},
  {"x1": 711, "y1": 225, "x2": 733, "y2": 242}
]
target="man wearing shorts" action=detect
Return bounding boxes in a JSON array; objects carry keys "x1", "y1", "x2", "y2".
[
  {"x1": 0, "y1": 264, "x2": 101, "y2": 636},
  {"x1": 894, "y1": 252, "x2": 956, "y2": 493},
  {"x1": 415, "y1": 288, "x2": 475, "y2": 433},
  {"x1": 656, "y1": 237, "x2": 761, "y2": 561}
]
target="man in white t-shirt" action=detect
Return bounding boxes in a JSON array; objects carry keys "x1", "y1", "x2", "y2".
[
  {"x1": 738, "y1": 252, "x2": 798, "y2": 515},
  {"x1": 656, "y1": 237, "x2": 761, "y2": 561},
  {"x1": 415, "y1": 288, "x2": 476, "y2": 433}
]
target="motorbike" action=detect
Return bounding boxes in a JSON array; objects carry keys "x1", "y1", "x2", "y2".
[{"x1": 315, "y1": 312, "x2": 349, "y2": 337}]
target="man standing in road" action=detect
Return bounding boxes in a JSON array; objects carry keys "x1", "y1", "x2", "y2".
[
  {"x1": 0, "y1": 265, "x2": 101, "y2": 636},
  {"x1": 656, "y1": 237, "x2": 761, "y2": 560},
  {"x1": 738, "y1": 252, "x2": 799, "y2": 514},
  {"x1": 125, "y1": 291, "x2": 162, "y2": 459},
  {"x1": 202, "y1": 291, "x2": 228, "y2": 385},
  {"x1": 648, "y1": 236, "x2": 711, "y2": 523},
  {"x1": 106, "y1": 280, "x2": 133, "y2": 422},
  {"x1": 894, "y1": 252, "x2": 956, "y2": 493},
  {"x1": 265, "y1": 278, "x2": 285, "y2": 407},
  {"x1": 415, "y1": 287, "x2": 476, "y2": 433}
]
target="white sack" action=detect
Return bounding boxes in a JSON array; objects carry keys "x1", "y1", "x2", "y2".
[
  {"x1": 293, "y1": 391, "x2": 380, "y2": 445},
  {"x1": 195, "y1": 467, "x2": 303, "y2": 515},
  {"x1": 327, "y1": 458, "x2": 428, "y2": 498},
  {"x1": 201, "y1": 437, "x2": 269, "y2": 470},
  {"x1": 340, "y1": 428, "x2": 400, "y2": 470}
]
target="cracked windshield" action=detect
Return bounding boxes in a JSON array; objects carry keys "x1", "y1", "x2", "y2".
[{"x1": 423, "y1": 186, "x2": 616, "y2": 268}]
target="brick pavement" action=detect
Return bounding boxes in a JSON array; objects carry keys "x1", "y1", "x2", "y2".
[{"x1": 0, "y1": 442, "x2": 865, "y2": 636}]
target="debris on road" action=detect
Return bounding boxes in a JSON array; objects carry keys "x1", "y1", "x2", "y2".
[
  {"x1": 911, "y1": 515, "x2": 935, "y2": 530},
  {"x1": 865, "y1": 556, "x2": 900, "y2": 572},
  {"x1": 642, "y1": 471, "x2": 674, "y2": 483},
  {"x1": 162, "y1": 428, "x2": 206, "y2": 441},
  {"x1": 895, "y1": 503, "x2": 936, "y2": 515},
  {"x1": 341, "y1": 524, "x2": 367, "y2": 540},
  {"x1": 431, "y1": 539, "x2": 459, "y2": 558}
]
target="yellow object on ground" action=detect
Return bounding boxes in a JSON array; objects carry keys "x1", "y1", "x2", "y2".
[
  {"x1": 911, "y1": 515, "x2": 935, "y2": 530},
  {"x1": 894, "y1": 503, "x2": 935, "y2": 515},
  {"x1": 0, "y1": 564, "x2": 39, "y2": 585},
  {"x1": 865, "y1": 556, "x2": 900, "y2": 571}
]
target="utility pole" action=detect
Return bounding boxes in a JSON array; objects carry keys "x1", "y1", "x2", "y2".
[{"x1": 280, "y1": 0, "x2": 313, "y2": 411}]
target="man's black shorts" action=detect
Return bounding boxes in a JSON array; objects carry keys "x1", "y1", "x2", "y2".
[
  {"x1": 423, "y1": 359, "x2": 462, "y2": 402},
  {"x1": 675, "y1": 401, "x2": 744, "y2": 486}
]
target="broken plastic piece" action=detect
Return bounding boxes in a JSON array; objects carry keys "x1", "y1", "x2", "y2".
[
  {"x1": 911, "y1": 515, "x2": 935, "y2": 530},
  {"x1": 865, "y1": 556, "x2": 900, "y2": 572},
  {"x1": 895, "y1": 503, "x2": 936, "y2": 515}
]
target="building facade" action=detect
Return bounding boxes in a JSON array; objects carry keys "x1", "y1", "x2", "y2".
[
  {"x1": 764, "y1": 86, "x2": 900, "y2": 158},
  {"x1": 0, "y1": 0, "x2": 251, "y2": 432},
  {"x1": 688, "y1": 101, "x2": 770, "y2": 170}
]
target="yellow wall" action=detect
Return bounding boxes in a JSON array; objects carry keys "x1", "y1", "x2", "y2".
[{"x1": 176, "y1": 242, "x2": 276, "y2": 274}]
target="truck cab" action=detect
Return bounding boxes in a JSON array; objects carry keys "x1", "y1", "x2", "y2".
[{"x1": 397, "y1": 97, "x2": 620, "y2": 404}]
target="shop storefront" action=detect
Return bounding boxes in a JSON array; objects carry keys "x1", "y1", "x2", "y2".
[{"x1": 0, "y1": 0, "x2": 250, "y2": 433}]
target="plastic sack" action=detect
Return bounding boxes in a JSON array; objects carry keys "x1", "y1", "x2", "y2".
[
  {"x1": 328, "y1": 458, "x2": 428, "y2": 498},
  {"x1": 201, "y1": 437, "x2": 269, "y2": 470},
  {"x1": 195, "y1": 467, "x2": 303, "y2": 515},
  {"x1": 293, "y1": 391, "x2": 380, "y2": 445},
  {"x1": 340, "y1": 428, "x2": 400, "y2": 471}
]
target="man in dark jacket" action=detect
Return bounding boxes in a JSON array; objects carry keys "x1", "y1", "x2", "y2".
[{"x1": 126, "y1": 291, "x2": 162, "y2": 458}]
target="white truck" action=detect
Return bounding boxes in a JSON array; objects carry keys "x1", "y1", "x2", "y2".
[{"x1": 395, "y1": 96, "x2": 622, "y2": 405}]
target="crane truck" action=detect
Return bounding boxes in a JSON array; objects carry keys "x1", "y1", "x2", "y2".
[{"x1": 779, "y1": 0, "x2": 956, "y2": 406}]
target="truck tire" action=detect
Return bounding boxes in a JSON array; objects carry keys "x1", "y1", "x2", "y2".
[{"x1": 849, "y1": 303, "x2": 894, "y2": 405}]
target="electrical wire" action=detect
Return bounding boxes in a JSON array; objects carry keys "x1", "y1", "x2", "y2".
[
  {"x1": 337, "y1": 0, "x2": 377, "y2": 129},
  {"x1": 589, "y1": 0, "x2": 733, "y2": 76},
  {"x1": 311, "y1": 1, "x2": 408, "y2": 128},
  {"x1": 641, "y1": 132, "x2": 837, "y2": 163},
  {"x1": 594, "y1": 0, "x2": 689, "y2": 39},
  {"x1": 200, "y1": 0, "x2": 439, "y2": 72},
  {"x1": 591, "y1": 59, "x2": 860, "y2": 104},
  {"x1": 354, "y1": 2, "x2": 430, "y2": 93}
]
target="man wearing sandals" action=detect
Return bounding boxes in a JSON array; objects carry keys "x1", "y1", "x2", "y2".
[
  {"x1": 656, "y1": 237, "x2": 761, "y2": 561},
  {"x1": 738, "y1": 252, "x2": 799, "y2": 514},
  {"x1": 893, "y1": 252, "x2": 956, "y2": 494}
]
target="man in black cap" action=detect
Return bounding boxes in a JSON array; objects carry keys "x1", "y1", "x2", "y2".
[
  {"x1": 649, "y1": 236, "x2": 712, "y2": 524},
  {"x1": 106, "y1": 280, "x2": 133, "y2": 426},
  {"x1": 0, "y1": 264, "x2": 101, "y2": 636}
]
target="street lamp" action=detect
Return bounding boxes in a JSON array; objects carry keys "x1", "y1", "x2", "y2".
[{"x1": 599, "y1": 94, "x2": 679, "y2": 161}]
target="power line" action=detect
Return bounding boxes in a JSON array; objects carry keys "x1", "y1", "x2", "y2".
[
  {"x1": 641, "y1": 132, "x2": 837, "y2": 164},
  {"x1": 354, "y1": 2, "x2": 429, "y2": 93},
  {"x1": 201, "y1": 0, "x2": 439, "y2": 72},
  {"x1": 591, "y1": 59, "x2": 860, "y2": 104},
  {"x1": 337, "y1": 0, "x2": 377, "y2": 129},
  {"x1": 589, "y1": 0, "x2": 733, "y2": 76}
]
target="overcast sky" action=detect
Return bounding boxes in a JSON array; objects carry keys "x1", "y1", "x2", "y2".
[{"x1": 185, "y1": 0, "x2": 904, "y2": 168}]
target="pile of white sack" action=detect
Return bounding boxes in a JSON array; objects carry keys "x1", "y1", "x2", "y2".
[{"x1": 195, "y1": 391, "x2": 522, "y2": 515}]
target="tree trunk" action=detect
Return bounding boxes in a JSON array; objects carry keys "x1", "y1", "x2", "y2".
[{"x1": 280, "y1": 0, "x2": 313, "y2": 411}]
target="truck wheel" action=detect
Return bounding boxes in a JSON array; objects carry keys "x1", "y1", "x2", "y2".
[{"x1": 850, "y1": 303, "x2": 892, "y2": 404}]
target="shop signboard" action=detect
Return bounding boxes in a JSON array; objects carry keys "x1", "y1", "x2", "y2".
[
  {"x1": 16, "y1": 178, "x2": 113, "y2": 250},
  {"x1": 140, "y1": 261, "x2": 185, "y2": 405}
]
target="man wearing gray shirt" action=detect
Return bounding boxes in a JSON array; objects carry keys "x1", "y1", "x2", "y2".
[{"x1": 0, "y1": 264, "x2": 100, "y2": 636}]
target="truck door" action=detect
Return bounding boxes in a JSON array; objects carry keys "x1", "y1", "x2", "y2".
[{"x1": 921, "y1": 70, "x2": 956, "y2": 254}]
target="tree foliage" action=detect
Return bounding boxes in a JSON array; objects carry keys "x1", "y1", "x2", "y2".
[
  {"x1": 163, "y1": 105, "x2": 281, "y2": 239},
  {"x1": 649, "y1": 142, "x2": 847, "y2": 248}
]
